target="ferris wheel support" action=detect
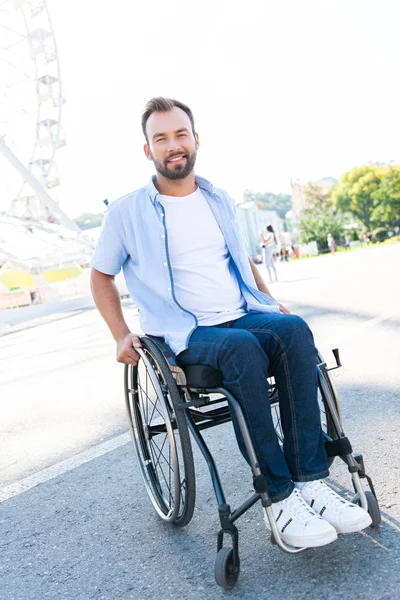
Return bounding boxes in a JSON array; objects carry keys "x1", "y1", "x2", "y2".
[{"x1": 0, "y1": 135, "x2": 80, "y2": 232}]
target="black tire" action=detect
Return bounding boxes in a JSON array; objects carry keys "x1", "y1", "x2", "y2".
[
  {"x1": 214, "y1": 547, "x2": 240, "y2": 590},
  {"x1": 317, "y1": 350, "x2": 343, "y2": 426},
  {"x1": 270, "y1": 352, "x2": 342, "y2": 467},
  {"x1": 316, "y1": 361, "x2": 342, "y2": 467},
  {"x1": 354, "y1": 490, "x2": 381, "y2": 528},
  {"x1": 124, "y1": 337, "x2": 196, "y2": 526}
]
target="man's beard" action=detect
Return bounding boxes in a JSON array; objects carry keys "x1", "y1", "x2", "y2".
[{"x1": 152, "y1": 150, "x2": 197, "y2": 180}]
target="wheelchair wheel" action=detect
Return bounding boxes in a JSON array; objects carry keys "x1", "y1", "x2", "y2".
[
  {"x1": 270, "y1": 355, "x2": 342, "y2": 466},
  {"x1": 353, "y1": 491, "x2": 381, "y2": 528},
  {"x1": 124, "y1": 337, "x2": 196, "y2": 526},
  {"x1": 215, "y1": 547, "x2": 240, "y2": 590}
]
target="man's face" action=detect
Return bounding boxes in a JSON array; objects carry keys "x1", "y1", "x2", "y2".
[{"x1": 144, "y1": 107, "x2": 199, "y2": 180}]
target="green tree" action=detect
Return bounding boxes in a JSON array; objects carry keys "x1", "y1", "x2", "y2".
[
  {"x1": 299, "y1": 207, "x2": 347, "y2": 252},
  {"x1": 371, "y1": 166, "x2": 400, "y2": 227},
  {"x1": 333, "y1": 166, "x2": 382, "y2": 231},
  {"x1": 243, "y1": 190, "x2": 292, "y2": 221},
  {"x1": 73, "y1": 212, "x2": 104, "y2": 230}
]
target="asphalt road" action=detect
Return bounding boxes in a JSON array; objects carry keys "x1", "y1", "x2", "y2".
[{"x1": 1, "y1": 243, "x2": 399, "y2": 600}]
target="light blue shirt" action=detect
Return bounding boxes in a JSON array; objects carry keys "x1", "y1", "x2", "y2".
[{"x1": 92, "y1": 175, "x2": 279, "y2": 355}]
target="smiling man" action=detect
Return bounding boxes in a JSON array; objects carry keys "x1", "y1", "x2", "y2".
[
  {"x1": 145, "y1": 107, "x2": 197, "y2": 182},
  {"x1": 90, "y1": 97, "x2": 371, "y2": 548}
]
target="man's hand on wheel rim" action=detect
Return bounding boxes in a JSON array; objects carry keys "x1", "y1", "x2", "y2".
[{"x1": 116, "y1": 332, "x2": 142, "y2": 365}]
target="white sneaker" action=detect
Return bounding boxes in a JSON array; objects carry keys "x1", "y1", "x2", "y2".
[
  {"x1": 299, "y1": 480, "x2": 372, "y2": 534},
  {"x1": 264, "y1": 488, "x2": 338, "y2": 548}
]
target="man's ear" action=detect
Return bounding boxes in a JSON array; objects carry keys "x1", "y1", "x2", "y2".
[
  {"x1": 195, "y1": 133, "x2": 200, "y2": 149},
  {"x1": 144, "y1": 143, "x2": 152, "y2": 160}
]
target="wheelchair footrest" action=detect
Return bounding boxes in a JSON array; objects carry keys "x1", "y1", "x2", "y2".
[{"x1": 324, "y1": 436, "x2": 352, "y2": 457}]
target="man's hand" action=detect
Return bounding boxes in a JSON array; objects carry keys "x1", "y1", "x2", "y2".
[
  {"x1": 116, "y1": 332, "x2": 142, "y2": 365},
  {"x1": 278, "y1": 302, "x2": 290, "y2": 314}
]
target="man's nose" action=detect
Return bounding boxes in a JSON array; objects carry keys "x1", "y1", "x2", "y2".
[{"x1": 166, "y1": 138, "x2": 183, "y2": 153}]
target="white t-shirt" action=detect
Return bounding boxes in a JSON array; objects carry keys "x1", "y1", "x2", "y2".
[{"x1": 158, "y1": 187, "x2": 246, "y2": 325}]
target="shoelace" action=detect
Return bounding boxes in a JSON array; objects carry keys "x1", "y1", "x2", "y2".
[
  {"x1": 307, "y1": 481, "x2": 350, "y2": 515},
  {"x1": 280, "y1": 488, "x2": 319, "y2": 524}
]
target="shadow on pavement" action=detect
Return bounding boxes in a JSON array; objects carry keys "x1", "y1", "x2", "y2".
[{"x1": 289, "y1": 300, "x2": 400, "y2": 331}]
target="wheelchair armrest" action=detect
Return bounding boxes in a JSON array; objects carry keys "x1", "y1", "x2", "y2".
[{"x1": 141, "y1": 335, "x2": 187, "y2": 386}]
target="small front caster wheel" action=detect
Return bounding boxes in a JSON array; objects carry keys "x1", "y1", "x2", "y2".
[
  {"x1": 353, "y1": 490, "x2": 381, "y2": 528},
  {"x1": 215, "y1": 547, "x2": 240, "y2": 590}
]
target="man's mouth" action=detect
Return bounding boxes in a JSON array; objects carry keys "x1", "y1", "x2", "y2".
[{"x1": 167, "y1": 154, "x2": 186, "y2": 164}]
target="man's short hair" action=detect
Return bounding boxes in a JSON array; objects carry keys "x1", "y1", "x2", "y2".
[{"x1": 141, "y1": 97, "x2": 196, "y2": 141}]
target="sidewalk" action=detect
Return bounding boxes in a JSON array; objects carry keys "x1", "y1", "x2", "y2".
[{"x1": 0, "y1": 296, "x2": 96, "y2": 336}]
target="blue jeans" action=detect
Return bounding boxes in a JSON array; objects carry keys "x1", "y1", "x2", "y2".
[{"x1": 177, "y1": 312, "x2": 329, "y2": 502}]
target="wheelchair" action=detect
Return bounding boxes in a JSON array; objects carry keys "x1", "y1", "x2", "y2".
[{"x1": 124, "y1": 335, "x2": 381, "y2": 590}]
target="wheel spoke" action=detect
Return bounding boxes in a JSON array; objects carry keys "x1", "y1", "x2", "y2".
[
  {"x1": 169, "y1": 443, "x2": 172, "y2": 505},
  {"x1": 147, "y1": 430, "x2": 159, "y2": 470},
  {"x1": 148, "y1": 396, "x2": 164, "y2": 423},
  {"x1": 151, "y1": 435, "x2": 169, "y2": 470},
  {"x1": 137, "y1": 381, "x2": 164, "y2": 423},
  {"x1": 150, "y1": 436, "x2": 176, "y2": 503},
  {"x1": 147, "y1": 438, "x2": 175, "y2": 504},
  {"x1": 153, "y1": 448, "x2": 175, "y2": 503}
]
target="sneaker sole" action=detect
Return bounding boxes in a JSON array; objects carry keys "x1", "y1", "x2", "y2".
[
  {"x1": 280, "y1": 528, "x2": 338, "y2": 548},
  {"x1": 264, "y1": 517, "x2": 338, "y2": 548},
  {"x1": 333, "y1": 512, "x2": 372, "y2": 534}
]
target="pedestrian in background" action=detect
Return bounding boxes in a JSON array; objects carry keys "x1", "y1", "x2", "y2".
[
  {"x1": 259, "y1": 225, "x2": 278, "y2": 282},
  {"x1": 327, "y1": 233, "x2": 336, "y2": 255},
  {"x1": 344, "y1": 234, "x2": 351, "y2": 251}
]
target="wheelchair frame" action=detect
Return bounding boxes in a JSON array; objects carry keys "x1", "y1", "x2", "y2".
[{"x1": 124, "y1": 335, "x2": 380, "y2": 589}]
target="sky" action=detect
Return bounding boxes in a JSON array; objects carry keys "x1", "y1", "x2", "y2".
[{"x1": 1, "y1": 0, "x2": 400, "y2": 219}]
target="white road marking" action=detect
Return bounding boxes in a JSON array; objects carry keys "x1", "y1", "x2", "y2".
[
  {"x1": 357, "y1": 530, "x2": 390, "y2": 552},
  {"x1": 0, "y1": 432, "x2": 131, "y2": 503}
]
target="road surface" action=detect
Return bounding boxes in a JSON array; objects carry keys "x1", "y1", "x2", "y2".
[{"x1": 1, "y1": 243, "x2": 399, "y2": 600}]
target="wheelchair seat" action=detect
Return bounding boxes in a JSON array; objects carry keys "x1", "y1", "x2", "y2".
[
  {"x1": 143, "y1": 335, "x2": 224, "y2": 390},
  {"x1": 184, "y1": 364, "x2": 223, "y2": 389}
]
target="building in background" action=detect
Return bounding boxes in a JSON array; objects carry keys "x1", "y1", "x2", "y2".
[
  {"x1": 290, "y1": 177, "x2": 338, "y2": 216},
  {"x1": 235, "y1": 200, "x2": 283, "y2": 259}
]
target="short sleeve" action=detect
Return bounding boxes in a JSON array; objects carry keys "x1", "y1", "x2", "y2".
[{"x1": 91, "y1": 204, "x2": 128, "y2": 275}]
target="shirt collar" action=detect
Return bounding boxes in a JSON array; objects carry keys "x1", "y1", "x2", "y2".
[{"x1": 146, "y1": 174, "x2": 214, "y2": 204}]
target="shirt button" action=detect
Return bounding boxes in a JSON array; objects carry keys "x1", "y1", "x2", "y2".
[
  {"x1": 161, "y1": 234, "x2": 165, "y2": 239},
  {"x1": 163, "y1": 262, "x2": 167, "y2": 267},
  {"x1": 167, "y1": 287, "x2": 171, "y2": 292}
]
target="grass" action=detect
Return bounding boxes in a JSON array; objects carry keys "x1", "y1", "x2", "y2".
[{"x1": 297, "y1": 237, "x2": 399, "y2": 261}]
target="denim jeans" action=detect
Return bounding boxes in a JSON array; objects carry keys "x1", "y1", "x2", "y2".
[{"x1": 177, "y1": 312, "x2": 329, "y2": 502}]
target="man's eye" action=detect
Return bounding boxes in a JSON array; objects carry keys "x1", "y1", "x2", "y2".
[
  {"x1": 155, "y1": 138, "x2": 165, "y2": 143},
  {"x1": 178, "y1": 133, "x2": 187, "y2": 138}
]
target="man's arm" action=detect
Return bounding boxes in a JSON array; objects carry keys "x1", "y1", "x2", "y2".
[
  {"x1": 90, "y1": 268, "x2": 141, "y2": 364},
  {"x1": 248, "y1": 256, "x2": 274, "y2": 298},
  {"x1": 248, "y1": 257, "x2": 290, "y2": 314}
]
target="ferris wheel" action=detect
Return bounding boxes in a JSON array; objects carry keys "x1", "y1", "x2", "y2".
[{"x1": 0, "y1": 0, "x2": 78, "y2": 230}]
